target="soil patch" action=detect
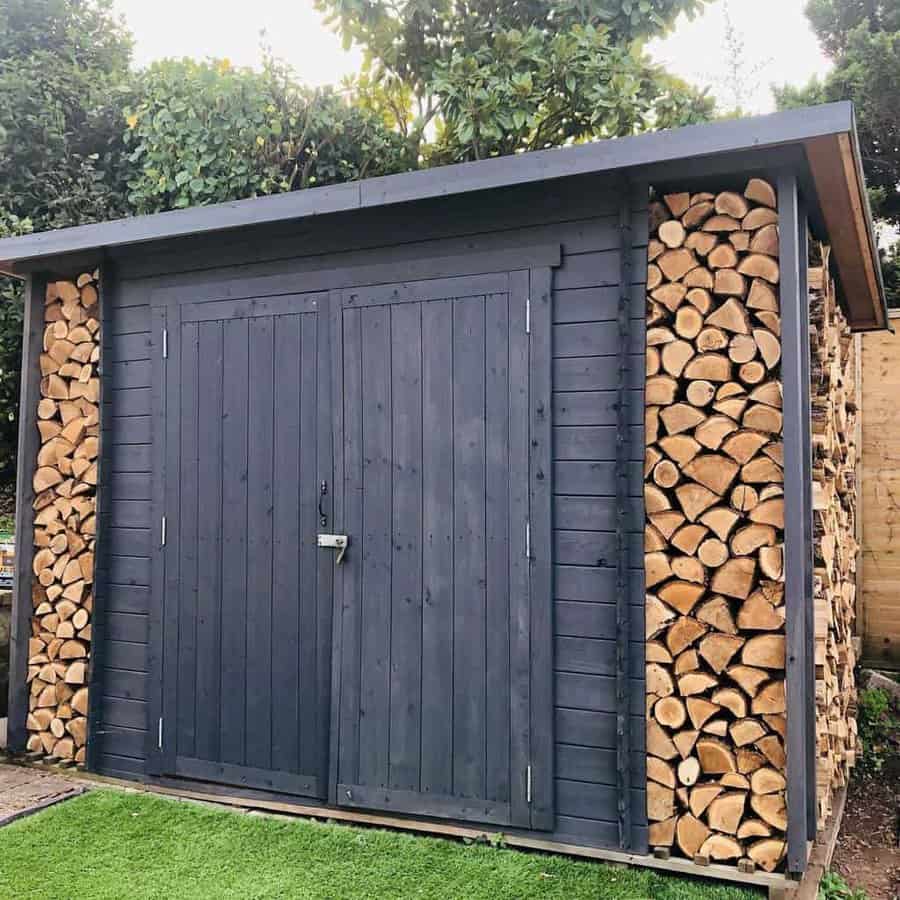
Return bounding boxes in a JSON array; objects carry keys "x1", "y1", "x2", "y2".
[{"x1": 832, "y1": 756, "x2": 900, "y2": 899}]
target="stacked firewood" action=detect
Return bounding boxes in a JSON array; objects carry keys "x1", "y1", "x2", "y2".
[
  {"x1": 644, "y1": 180, "x2": 788, "y2": 873},
  {"x1": 24, "y1": 273, "x2": 100, "y2": 763},
  {"x1": 808, "y1": 251, "x2": 858, "y2": 829}
]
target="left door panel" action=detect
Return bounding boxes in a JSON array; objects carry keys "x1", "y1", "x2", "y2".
[{"x1": 153, "y1": 291, "x2": 332, "y2": 799}]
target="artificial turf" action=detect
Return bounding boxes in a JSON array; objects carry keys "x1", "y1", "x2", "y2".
[{"x1": 0, "y1": 789, "x2": 762, "y2": 899}]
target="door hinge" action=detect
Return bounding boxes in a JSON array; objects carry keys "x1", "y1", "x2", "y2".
[
  {"x1": 525, "y1": 520, "x2": 531, "y2": 560},
  {"x1": 525, "y1": 296, "x2": 531, "y2": 334},
  {"x1": 161, "y1": 516, "x2": 167, "y2": 547},
  {"x1": 158, "y1": 717, "x2": 164, "y2": 750},
  {"x1": 162, "y1": 328, "x2": 168, "y2": 359},
  {"x1": 527, "y1": 764, "x2": 533, "y2": 804}
]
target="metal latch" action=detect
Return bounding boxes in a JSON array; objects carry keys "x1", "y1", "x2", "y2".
[{"x1": 317, "y1": 533, "x2": 349, "y2": 564}]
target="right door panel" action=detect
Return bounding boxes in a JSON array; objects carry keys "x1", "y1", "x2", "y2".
[{"x1": 331, "y1": 270, "x2": 551, "y2": 829}]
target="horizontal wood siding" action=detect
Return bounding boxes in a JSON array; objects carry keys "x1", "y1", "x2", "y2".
[
  {"x1": 550, "y1": 194, "x2": 647, "y2": 850},
  {"x1": 94, "y1": 278, "x2": 153, "y2": 777},
  {"x1": 93, "y1": 173, "x2": 648, "y2": 850}
]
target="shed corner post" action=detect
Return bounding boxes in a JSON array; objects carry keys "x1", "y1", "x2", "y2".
[
  {"x1": 7, "y1": 273, "x2": 46, "y2": 751},
  {"x1": 777, "y1": 171, "x2": 813, "y2": 874}
]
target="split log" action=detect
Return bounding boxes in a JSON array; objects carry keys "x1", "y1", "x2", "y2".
[
  {"x1": 644, "y1": 179, "x2": 801, "y2": 870},
  {"x1": 707, "y1": 792, "x2": 746, "y2": 834},
  {"x1": 676, "y1": 814, "x2": 711, "y2": 857}
]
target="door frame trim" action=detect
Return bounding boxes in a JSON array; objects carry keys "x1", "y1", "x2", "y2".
[{"x1": 148, "y1": 244, "x2": 561, "y2": 309}]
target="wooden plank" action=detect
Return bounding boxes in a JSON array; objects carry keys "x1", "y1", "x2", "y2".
[
  {"x1": 554, "y1": 426, "x2": 642, "y2": 462},
  {"x1": 557, "y1": 672, "x2": 644, "y2": 715},
  {"x1": 108, "y1": 416, "x2": 151, "y2": 445},
  {"x1": 327, "y1": 289, "x2": 347, "y2": 803},
  {"x1": 176, "y1": 319, "x2": 199, "y2": 761},
  {"x1": 452, "y1": 293, "x2": 488, "y2": 801},
  {"x1": 508, "y1": 270, "x2": 532, "y2": 829},
  {"x1": 798, "y1": 200, "x2": 817, "y2": 843},
  {"x1": 245, "y1": 315, "x2": 275, "y2": 771},
  {"x1": 299, "y1": 313, "x2": 323, "y2": 788},
  {"x1": 555, "y1": 496, "x2": 643, "y2": 532},
  {"x1": 104, "y1": 640, "x2": 149, "y2": 672},
  {"x1": 779, "y1": 171, "x2": 810, "y2": 874},
  {"x1": 333, "y1": 301, "x2": 361, "y2": 792},
  {"x1": 271, "y1": 313, "x2": 302, "y2": 776},
  {"x1": 860, "y1": 325, "x2": 900, "y2": 664},
  {"x1": 555, "y1": 565, "x2": 643, "y2": 605},
  {"x1": 220, "y1": 317, "x2": 249, "y2": 768},
  {"x1": 552, "y1": 357, "x2": 643, "y2": 393},
  {"x1": 553, "y1": 321, "x2": 643, "y2": 358},
  {"x1": 529, "y1": 266, "x2": 555, "y2": 831},
  {"x1": 346, "y1": 271, "x2": 507, "y2": 308},
  {"x1": 421, "y1": 297, "x2": 454, "y2": 797},
  {"x1": 554, "y1": 461, "x2": 643, "y2": 497},
  {"x1": 194, "y1": 321, "x2": 224, "y2": 763},
  {"x1": 554, "y1": 531, "x2": 642, "y2": 567},
  {"x1": 155, "y1": 305, "x2": 180, "y2": 773},
  {"x1": 337, "y1": 783, "x2": 512, "y2": 826},
  {"x1": 315, "y1": 305, "x2": 334, "y2": 791},
  {"x1": 389, "y1": 301, "x2": 424, "y2": 792},
  {"x1": 804, "y1": 133, "x2": 884, "y2": 329},
  {"x1": 556, "y1": 601, "x2": 644, "y2": 642},
  {"x1": 7, "y1": 275, "x2": 46, "y2": 750},
  {"x1": 175, "y1": 757, "x2": 320, "y2": 798},
  {"x1": 358, "y1": 303, "x2": 392, "y2": 788},
  {"x1": 485, "y1": 291, "x2": 511, "y2": 806},
  {"x1": 553, "y1": 391, "x2": 643, "y2": 427},
  {"x1": 554, "y1": 285, "x2": 643, "y2": 324}
]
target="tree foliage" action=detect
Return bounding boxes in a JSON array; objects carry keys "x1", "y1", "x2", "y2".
[
  {"x1": 0, "y1": 0, "x2": 133, "y2": 483},
  {"x1": 317, "y1": 0, "x2": 713, "y2": 162},
  {"x1": 123, "y1": 57, "x2": 411, "y2": 213},
  {"x1": 0, "y1": 0, "x2": 720, "y2": 486},
  {"x1": 0, "y1": 0, "x2": 132, "y2": 230},
  {"x1": 775, "y1": 1, "x2": 899, "y2": 225},
  {"x1": 775, "y1": 0, "x2": 900, "y2": 304}
]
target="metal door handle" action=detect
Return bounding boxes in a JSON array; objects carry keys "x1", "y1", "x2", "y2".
[{"x1": 318, "y1": 533, "x2": 349, "y2": 564}]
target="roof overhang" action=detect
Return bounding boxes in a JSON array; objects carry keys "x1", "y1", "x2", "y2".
[{"x1": 0, "y1": 101, "x2": 886, "y2": 330}]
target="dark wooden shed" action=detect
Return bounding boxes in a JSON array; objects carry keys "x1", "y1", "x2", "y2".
[{"x1": 0, "y1": 102, "x2": 886, "y2": 895}]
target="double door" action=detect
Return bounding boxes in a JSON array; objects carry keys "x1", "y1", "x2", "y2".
[{"x1": 149, "y1": 267, "x2": 552, "y2": 830}]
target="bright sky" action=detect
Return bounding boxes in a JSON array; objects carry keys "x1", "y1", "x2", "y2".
[{"x1": 111, "y1": 0, "x2": 831, "y2": 115}]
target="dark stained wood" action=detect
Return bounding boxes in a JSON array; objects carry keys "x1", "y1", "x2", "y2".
[
  {"x1": 421, "y1": 298, "x2": 454, "y2": 796},
  {"x1": 195, "y1": 321, "x2": 224, "y2": 763},
  {"x1": 220, "y1": 317, "x2": 250, "y2": 768},
  {"x1": 452, "y1": 293, "x2": 488, "y2": 802},
  {"x1": 271, "y1": 314, "x2": 302, "y2": 775},
  {"x1": 530, "y1": 266, "x2": 555, "y2": 831},
  {"x1": 389, "y1": 301, "x2": 424, "y2": 792},
  {"x1": 779, "y1": 172, "x2": 811, "y2": 874},
  {"x1": 485, "y1": 291, "x2": 511, "y2": 806},
  {"x1": 7, "y1": 275, "x2": 46, "y2": 751},
  {"x1": 508, "y1": 269, "x2": 532, "y2": 829},
  {"x1": 358, "y1": 303, "x2": 392, "y2": 788}
]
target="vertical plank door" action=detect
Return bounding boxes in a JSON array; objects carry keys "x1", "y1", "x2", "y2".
[
  {"x1": 155, "y1": 291, "x2": 332, "y2": 798},
  {"x1": 330, "y1": 270, "x2": 554, "y2": 829}
]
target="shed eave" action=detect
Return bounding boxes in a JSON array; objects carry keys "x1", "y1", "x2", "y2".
[{"x1": 0, "y1": 101, "x2": 886, "y2": 329}]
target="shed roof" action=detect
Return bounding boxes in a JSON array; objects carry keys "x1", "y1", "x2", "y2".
[{"x1": 0, "y1": 101, "x2": 886, "y2": 330}]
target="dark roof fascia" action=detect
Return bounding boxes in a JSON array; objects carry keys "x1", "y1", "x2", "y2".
[{"x1": 0, "y1": 102, "x2": 856, "y2": 275}]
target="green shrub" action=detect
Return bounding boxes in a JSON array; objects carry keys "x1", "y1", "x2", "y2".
[
  {"x1": 856, "y1": 685, "x2": 900, "y2": 776},
  {"x1": 819, "y1": 870, "x2": 869, "y2": 900},
  {"x1": 123, "y1": 56, "x2": 411, "y2": 214}
]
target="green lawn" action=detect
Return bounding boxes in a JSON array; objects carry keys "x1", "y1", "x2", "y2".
[{"x1": 0, "y1": 790, "x2": 760, "y2": 900}]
